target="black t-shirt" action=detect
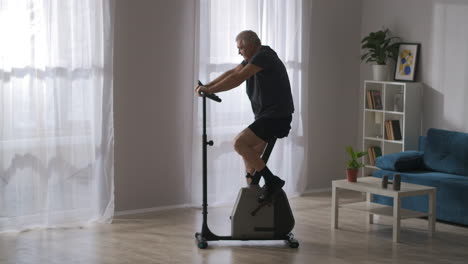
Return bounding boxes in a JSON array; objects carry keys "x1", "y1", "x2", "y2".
[{"x1": 241, "y1": 46, "x2": 294, "y2": 120}]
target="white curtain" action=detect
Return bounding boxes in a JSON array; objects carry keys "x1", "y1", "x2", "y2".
[
  {"x1": 192, "y1": 0, "x2": 311, "y2": 205},
  {"x1": 0, "y1": 0, "x2": 114, "y2": 232}
]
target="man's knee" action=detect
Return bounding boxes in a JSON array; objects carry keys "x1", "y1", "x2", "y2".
[
  {"x1": 234, "y1": 128, "x2": 266, "y2": 155},
  {"x1": 233, "y1": 135, "x2": 245, "y2": 154}
]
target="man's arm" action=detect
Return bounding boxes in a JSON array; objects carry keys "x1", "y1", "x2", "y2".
[
  {"x1": 208, "y1": 64, "x2": 262, "y2": 93},
  {"x1": 206, "y1": 64, "x2": 244, "y2": 87}
]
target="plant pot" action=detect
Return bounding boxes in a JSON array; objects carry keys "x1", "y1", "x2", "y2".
[
  {"x1": 372, "y1": 64, "x2": 389, "y2": 81},
  {"x1": 346, "y1": 169, "x2": 359, "y2": 182}
]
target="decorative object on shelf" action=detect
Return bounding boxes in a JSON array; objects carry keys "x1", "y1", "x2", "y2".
[
  {"x1": 393, "y1": 91, "x2": 403, "y2": 112},
  {"x1": 374, "y1": 112, "x2": 383, "y2": 126},
  {"x1": 360, "y1": 28, "x2": 400, "y2": 81},
  {"x1": 394, "y1": 43, "x2": 420, "y2": 82},
  {"x1": 345, "y1": 146, "x2": 368, "y2": 182},
  {"x1": 372, "y1": 65, "x2": 388, "y2": 81}
]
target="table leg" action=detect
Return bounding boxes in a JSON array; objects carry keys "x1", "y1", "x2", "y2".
[
  {"x1": 366, "y1": 192, "x2": 373, "y2": 224},
  {"x1": 428, "y1": 190, "x2": 436, "y2": 235},
  {"x1": 393, "y1": 195, "x2": 401, "y2": 243},
  {"x1": 331, "y1": 185, "x2": 339, "y2": 229}
]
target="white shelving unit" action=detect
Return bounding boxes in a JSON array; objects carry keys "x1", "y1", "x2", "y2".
[{"x1": 362, "y1": 80, "x2": 422, "y2": 177}]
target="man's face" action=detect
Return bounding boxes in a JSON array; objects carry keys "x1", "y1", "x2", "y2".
[{"x1": 237, "y1": 40, "x2": 256, "y2": 61}]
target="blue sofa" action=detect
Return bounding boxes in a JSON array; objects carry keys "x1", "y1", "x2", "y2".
[{"x1": 372, "y1": 128, "x2": 468, "y2": 226}]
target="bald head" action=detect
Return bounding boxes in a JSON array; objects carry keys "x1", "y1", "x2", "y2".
[{"x1": 236, "y1": 30, "x2": 261, "y2": 47}]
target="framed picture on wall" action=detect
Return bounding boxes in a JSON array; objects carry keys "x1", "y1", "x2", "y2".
[{"x1": 394, "y1": 43, "x2": 420, "y2": 82}]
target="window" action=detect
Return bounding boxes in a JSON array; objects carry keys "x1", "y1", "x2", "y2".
[
  {"x1": 192, "y1": 0, "x2": 308, "y2": 204},
  {"x1": 0, "y1": 0, "x2": 113, "y2": 232}
]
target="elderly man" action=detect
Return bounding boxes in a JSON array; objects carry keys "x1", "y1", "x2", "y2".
[{"x1": 195, "y1": 30, "x2": 294, "y2": 202}]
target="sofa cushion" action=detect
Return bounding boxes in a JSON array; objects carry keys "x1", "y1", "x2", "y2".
[
  {"x1": 375, "y1": 151, "x2": 423, "y2": 171},
  {"x1": 424, "y1": 128, "x2": 468, "y2": 176}
]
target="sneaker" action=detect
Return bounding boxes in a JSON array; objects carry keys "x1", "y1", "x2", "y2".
[{"x1": 258, "y1": 176, "x2": 285, "y2": 203}]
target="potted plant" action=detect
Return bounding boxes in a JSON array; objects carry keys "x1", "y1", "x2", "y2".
[
  {"x1": 361, "y1": 28, "x2": 400, "y2": 81},
  {"x1": 345, "y1": 146, "x2": 367, "y2": 182}
]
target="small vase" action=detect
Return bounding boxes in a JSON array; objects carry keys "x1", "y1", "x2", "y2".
[
  {"x1": 346, "y1": 169, "x2": 358, "y2": 182},
  {"x1": 372, "y1": 64, "x2": 389, "y2": 81},
  {"x1": 393, "y1": 91, "x2": 403, "y2": 112}
]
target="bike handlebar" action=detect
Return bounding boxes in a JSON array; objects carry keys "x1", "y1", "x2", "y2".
[{"x1": 198, "y1": 80, "x2": 222, "y2": 103}]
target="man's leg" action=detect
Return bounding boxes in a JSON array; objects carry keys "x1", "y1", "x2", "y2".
[
  {"x1": 242, "y1": 142, "x2": 267, "y2": 184},
  {"x1": 233, "y1": 128, "x2": 284, "y2": 200},
  {"x1": 233, "y1": 128, "x2": 267, "y2": 172}
]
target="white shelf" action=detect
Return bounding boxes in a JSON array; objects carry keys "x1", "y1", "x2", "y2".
[
  {"x1": 365, "y1": 109, "x2": 385, "y2": 113},
  {"x1": 383, "y1": 139, "x2": 404, "y2": 144},
  {"x1": 364, "y1": 109, "x2": 404, "y2": 115},
  {"x1": 364, "y1": 80, "x2": 408, "y2": 85},
  {"x1": 362, "y1": 81, "x2": 422, "y2": 177},
  {"x1": 364, "y1": 136, "x2": 383, "y2": 141},
  {"x1": 340, "y1": 201, "x2": 429, "y2": 219},
  {"x1": 384, "y1": 111, "x2": 404, "y2": 115},
  {"x1": 364, "y1": 137, "x2": 403, "y2": 144}
]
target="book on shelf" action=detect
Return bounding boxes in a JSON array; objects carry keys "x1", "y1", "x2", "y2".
[
  {"x1": 385, "y1": 120, "x2": 392, "y2": 140},
  {"x1": 374, "y1": 146, "x2": 382, "y2": 158},
  {"x1": 366, "y1": 90, "x2": 374, "y2": 109},
  {"x1": 384, "y1": 119, "x2": 402, "y2": 141},
  {"x1": 366, "y1": 146, "x2": 382, "y2": 166},
  {"x1": 391, "y1": 120, "x2": 402, "y2": 140},
  {"x1": 372, "y1": 90, "x2": 383, "y2": 110},
  {"x1": 365, "y1": 90, "x2": 382, "y2": 110},
  {"x1": 367, "y1": 147, "x2": 375, "y2": 165}
]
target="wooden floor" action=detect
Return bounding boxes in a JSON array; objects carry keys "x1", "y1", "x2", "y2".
[{"x1": 1, "y1": 190, "x2": 468, "y2": 264}]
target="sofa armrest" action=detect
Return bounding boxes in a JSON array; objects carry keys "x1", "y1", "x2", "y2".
[{"x1": 375, "y1": 151, "x2": 424, "y2": 171}]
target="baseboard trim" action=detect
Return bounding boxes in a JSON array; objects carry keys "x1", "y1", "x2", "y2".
[
  {"x1": 115, "y1": 188, "x2": 331, "y2": 216},
  {"x1": 115, "y1": 204, "x2": 190, "y2": 216}
]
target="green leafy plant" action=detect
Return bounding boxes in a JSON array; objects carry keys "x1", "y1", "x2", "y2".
[
  {"x1": 346, "y1": 146, "x2": 368, "y2": 170},
  {"x1": 361, "y1": 28, "x2": 400, "y2": 65}
]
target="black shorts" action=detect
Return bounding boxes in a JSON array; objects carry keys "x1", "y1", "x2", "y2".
[{"x1": 248, "y1": 115, "x2": 293, "y2": 142}]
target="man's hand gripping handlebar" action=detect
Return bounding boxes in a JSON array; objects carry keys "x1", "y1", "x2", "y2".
[{"x1": 196, "y1": 80, "x2": 222, "y2": 102}]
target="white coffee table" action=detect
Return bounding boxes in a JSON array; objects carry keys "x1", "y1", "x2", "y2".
[{"x1": 331, "y1": 177, "x2": 436, "y2": 243}]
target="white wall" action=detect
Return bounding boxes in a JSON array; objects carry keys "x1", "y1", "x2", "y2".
[
  {"x1": 361, "y1": 0, "x2": 468, "y2": 134},
  {"x1": 305, "y1": 0, "x2": 362, "y2": 189},
  {"x1": 114, "y1": 0, "x2": 196, "y2": 211}
]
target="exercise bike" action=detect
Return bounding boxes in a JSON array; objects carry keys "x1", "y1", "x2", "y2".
[{"x1": 194, "y1": 81, "x2": 299, "y2": 249}]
